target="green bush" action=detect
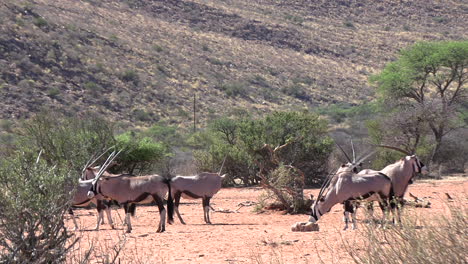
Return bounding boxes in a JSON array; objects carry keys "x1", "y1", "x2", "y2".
[
  {"x1": 115, "y1": 132, "x2": 171, "y2": 174},
  {"x1": 193, "y1": 111, "x2": 333, "y2": 188}
]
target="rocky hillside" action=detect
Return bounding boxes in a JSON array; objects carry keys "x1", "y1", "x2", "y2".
[{"x1": 0, "y1": 0, "x2": 466, "y2": 127}]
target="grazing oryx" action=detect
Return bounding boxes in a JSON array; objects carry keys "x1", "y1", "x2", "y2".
[
  {"x1": 87, "y1": 170, "x2": 174, "y2": 233},
  {"x1": 308, "y1": 162, "x2": 395, "y2": 230},
  {"x1": 343, "y1": 145, "x2": 428, "y2": 225},
  {"x1": 170, "y1": 172, "x2": 226, "y2": 224}
]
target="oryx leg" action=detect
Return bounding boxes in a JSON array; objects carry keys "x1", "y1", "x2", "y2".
[
  {"x1": 69, "y1": 208, "x2": 79, "y2": 231},
  {"x1": 153, "y1": 195, "x2": 166, "y2": 233},
  {"x1": 378, "y1": 197, "x2": 393, "y2": 228},
  {"x1": 395, "y1": 198, "x2": 405, "y2": 225},
  {"x1": 366, "y1": 201, "x2": 374, "y2": 220},
  {"x1": 123, "y1": 203, "x2": 133, "y2": 233},
  {"x1": 174, "y1": 191, "x2": 186, "y2": 225},
  {"x1": 96, "y1": 200, "x2": 114, "y2": 230},
  {"x1": 343, "y1": 201, "x2": 357, "y2": 230},
  {"x1": 202, "y1": 197, "x2": 212, "y2": 224}
]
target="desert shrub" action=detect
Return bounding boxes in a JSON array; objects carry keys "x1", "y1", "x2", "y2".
[
  {"x1": 18, "y1": 111, "x2": 116, "y2": 173},
  {"x1": 347, "y1": 201, "x2": 467, "y2": 264},
  {"x1": 33, "y1": 17, "x2": 48, "y2": 28},
  {"x1": 47, "y1": 87, "x2": 61, "y2": 98},
  {"x1": 120, "y1": 69, "x2": 139, "y2": 85},
  {"x1": 216, "y1": 82, "x2": 247, "y2": 98},
  {"x1": 193, "y1": 111, "x2": 333, "y2": 197},
  {"x1": 153, "y1": 44, "x2": 163, "y2": 52},
  {"x1": 0, "y1": 153, "x2": 76, "y2": 263},
  {"x1": 281, "y1": 83, "x2": 309, "y2": 101},
  {"x1": 132, "y1": 108, "x2": 152, "y2": 122},
  {"x1": 344, "y1": 20, "x2": 355, "y2": 29},
  {"x1": 143, "y1": 122, "x2": 183, "y2": 146},
  {"x1": 115, "y1": 132, "x2": 171, "y2": 174},
  {"x1": 84, "y1": 81, "x2": 103, "y2": 94}
]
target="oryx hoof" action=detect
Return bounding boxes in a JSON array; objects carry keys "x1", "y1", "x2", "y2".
[
  {"x1": 156, "y1": 227, "x2": 165, "y2": 233},
  {"x1": 168, "y1": 220, "x2": 174, "y2": 225}
]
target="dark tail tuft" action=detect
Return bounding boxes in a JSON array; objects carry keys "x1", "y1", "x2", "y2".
[{"x1": 165, "y1": 179, "x2": 174, "y2": 224}]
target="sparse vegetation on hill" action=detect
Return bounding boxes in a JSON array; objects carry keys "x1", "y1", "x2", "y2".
[{"x1": 0, "y1": 0, "x2": 466, "y2": 127}]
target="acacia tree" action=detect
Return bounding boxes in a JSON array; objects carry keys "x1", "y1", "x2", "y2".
[{"x1": 372, "y1": 41, "x2": 468, "y2": 166}]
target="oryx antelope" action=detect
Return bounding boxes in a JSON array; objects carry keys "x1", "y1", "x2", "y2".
[
  {"x1": 68, "y1": 152, "x2": 120, "y2": 231},
  {"x1": 87, "y1": 172, "x2": 174, "y2": 233},
  {"x1": 308, "y1": 162, "x2": 395, "y2": 230},
  {"x1": 170, "y1": 172, "x2": 226, "y2": 224},
  {"x1": 343, "y1": 145, "x2": 428, "y2": 225},
  {"x1": 69, "y1": 179, "x2": 114, "y2": 230}
]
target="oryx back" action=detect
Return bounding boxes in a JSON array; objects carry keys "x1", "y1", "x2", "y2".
[
  {"x1": 100, "y1": 175, "x2": 168, "y2": 203},
  {"x1": 171, "y1": 172, "x2": 222, "y2": 199}
]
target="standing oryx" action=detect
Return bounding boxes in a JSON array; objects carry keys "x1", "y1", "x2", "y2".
[
  {"x1": 308, "y1": 162, "x2": 395, "y2": 230},
  {"x1": 68, "y1": 153, "x2": 119, "y2": 231},
  {"x1": 87, "y1": 168, "x2": 174, "y2": 233},
  {"x1": 346, "y1": 145, "x2": 428, "y2": 225},
  {"x1": 170, "y1": 172, "x2": 226, "y2": 224},
  {"x1": 69, "y1": 179, "x2": 114, "y2": 230}
]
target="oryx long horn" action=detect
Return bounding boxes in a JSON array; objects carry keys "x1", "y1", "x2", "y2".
[
  {"x1": 81, "y1": 146, "x2": 115, "y2": 177},
  {"x1": 315, "y1": 169, "x2": 337, "y2": 205},
  {"x1": 93, "y1": 149, "x2": 122, "y2": 184},
  {"x1": 335, "y1": 142, "x2": 352, "y2": 163},
  {"x1": 351, "y1": 139, "x2": 356, "y2": 163},
  {"x1": 355, "y1": 150, "x2": 377, "y2": 166},
  {"x1": 218, "y1": 155, "x2": 227, "y2": 175},
  {"x1": 376, "y1": 145, "x2": 411, "y2": 155}
]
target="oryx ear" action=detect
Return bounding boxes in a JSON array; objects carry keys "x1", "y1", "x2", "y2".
[
  {"x1": 341, "y1": 164, "x2": 347, "y2": 168},
  {"x1": 309, "y1": 194, "x2": 315, "y2": 203}
]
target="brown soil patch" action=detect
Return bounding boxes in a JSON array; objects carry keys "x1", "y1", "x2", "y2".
[{"x1": 67, "y1": 177, "x2": 467, "y2": 263}]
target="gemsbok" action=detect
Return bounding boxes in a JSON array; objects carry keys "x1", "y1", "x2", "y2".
[
  {"x1": 308, "y1": 162, "x2": 395, "y2": 230},
  {"x1": 87, "y1": 168, "x2": 174, "y2": 233},
  {"x1": 69, "y1": 152, "x2": 119, "y2": 231},
  {"x1": 170, "y1": 172, "x2": 226, "y2": 224},
  {"x1": 343, "y1": 145, "x2": 428, "y2": 226}
]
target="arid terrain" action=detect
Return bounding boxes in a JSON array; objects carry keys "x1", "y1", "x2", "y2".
[
  {"x1": 1, "y1": 1, "x2": 466, "y2": 126},
  {"x1": 67, "y1": 176, "x2": 467, "y2": 263}
]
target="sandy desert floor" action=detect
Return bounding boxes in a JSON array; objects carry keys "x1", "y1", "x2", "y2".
[{"x1": 66, "y1": 176, "x2": 467, "y2": 264}]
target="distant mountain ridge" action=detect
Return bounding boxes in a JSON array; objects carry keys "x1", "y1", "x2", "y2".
[{"x1": 0, "y1": 0, "x2": 466, "y2": 126}]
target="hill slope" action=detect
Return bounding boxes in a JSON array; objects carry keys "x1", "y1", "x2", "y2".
[{"x1": 0, "y1": 0, "x2": 466, "y2": 126}]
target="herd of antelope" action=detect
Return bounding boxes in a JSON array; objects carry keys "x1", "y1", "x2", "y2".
[{"x1": 69, "y1": 144, "x2": 428, "y2": 233}]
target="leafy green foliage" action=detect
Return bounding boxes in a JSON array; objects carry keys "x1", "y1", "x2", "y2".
[
  {"x1": 194, "y1": 111, "x2": 332, "y2": 187},
  {"x1": 370, "y1": 41, "x2": 468, "y2": 166},
  {"x1": 115, "y1": 132, "x2": 171, "y2": 174}
]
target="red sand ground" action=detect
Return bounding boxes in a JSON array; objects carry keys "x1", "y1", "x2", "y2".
[{"x1": 67, "y1": 177, "x2": 467, "y2": 263}]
